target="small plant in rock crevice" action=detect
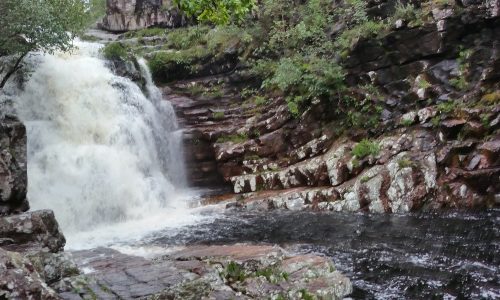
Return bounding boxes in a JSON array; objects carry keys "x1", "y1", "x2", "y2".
[
  {"x1": 216, "y1": 133, "x2": 248, "y2": 143},
  {"x1": 352, "y1": 139, "x2": 380, "y2": 159},
  {"x1": 212, "y1": 111, "x2": 225, "y2": 119},
  {"x1": 397, "y1": 158, "x2": 414, "y2": 169}
]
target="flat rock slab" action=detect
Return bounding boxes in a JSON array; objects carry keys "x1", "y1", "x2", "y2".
[{"x1": 58, "y1": 245, "x2": 352, "y2": 299}]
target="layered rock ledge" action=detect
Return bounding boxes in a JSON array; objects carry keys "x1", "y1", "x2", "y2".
[{"x1": 57, "y1": 245, "x2": 352, "y2": 300}]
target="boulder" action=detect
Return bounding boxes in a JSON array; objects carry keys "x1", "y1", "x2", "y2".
[
  {"x1": 0, "y1": 210, "x2": 65, "y2": 253},
  {"x1": 0, "y1": 248, "x2": 60, "y2": 299}
]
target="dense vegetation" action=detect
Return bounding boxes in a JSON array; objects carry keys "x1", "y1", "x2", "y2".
[
  {"x1": 115, "y1": 0, "x2": 426, "y2": 126},
  {"x1": 174, "y1": 0, "x2": 257, "y2": 25},
  {"x1": 101, "y1": 0, "x2": 499, "y2": 136}
]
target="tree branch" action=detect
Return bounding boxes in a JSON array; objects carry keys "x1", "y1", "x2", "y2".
[{"x1": 0, "y1": 51, "x2": 28, "y2": 90}]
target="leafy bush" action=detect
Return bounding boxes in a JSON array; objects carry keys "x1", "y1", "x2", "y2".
[
  {"x1": 352, "y1": 139, "x2": 380, "y2": 158},
  {"x1": 398, "y1": 158, "x2": 414, "y2": 169},
  {"x1": 437, "y1": 101, "x2": 456, "y2": 114},
  {"x1": 335, "y1": 20, "x2": 388, "y2": 52},
  {"x1": 165, "y1": 26, "x2": 210, "y2": 49},
  {"x1": 206, "y1": 25, "x2": 253, "y2": 52},
  {"x1": 262, "y1": 56, "x2": 345, "y2": 116},
  {"x1": 253, "y1": 96, "x2": 267, "y2": 106},
  {"x1": 101, "y1": 42, "x2": 127, "y2": 60},
  {"x1": 223, "y1": 261, "x2": 246, "y2": 282},
  {"x1": 174, "y1": 0, "x2": 256, "y2": 25},
  {"x1": 391, "y1": 1, "x2": 425, "y2": 26}
]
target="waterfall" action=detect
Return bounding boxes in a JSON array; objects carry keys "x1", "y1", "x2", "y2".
[{"x1": 14, "y1": 41, "x2": 201, "y2": 248}]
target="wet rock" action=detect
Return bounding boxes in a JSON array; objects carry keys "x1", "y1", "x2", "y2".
[
  {"x1": 0, "y1": 248, "x2": 60, "y2": 299},
  {"x1": 0, "y1": 116, "x2": 28, "y2": 216},
  {"x1": 0, "y1": 210, "x2": 65, "y2": 253},
  {"x1": 62, "y1": 245, "x2": 351, "y2": 300}
]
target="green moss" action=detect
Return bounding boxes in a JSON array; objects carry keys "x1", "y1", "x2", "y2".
[
  {"x1": 255, "y1": 266, "x2": 289, "y2": 284},
  {"x1": 437, "y1": 101, "x2": 457, "y2": 114},
  {"x1": 253, "y1": 95, "x2": 268, "y2": 106},
  {"x1": 391, "y1": 1, "x2": 426, "y2": 27},
  {"x1": 397, "y1": 158, "x2": 414, "y2": 169},
  {"x1": 101, "y1": 42, "x2": 127, "y2": 60},
  {"x1": 335, "y1": 20, "x2": 388, "y2": 52},
  {"x1": 203, "y1": 85, "x2": 225, "y2": 98},
  {"x1": 450, "y1": 77, "x2": 468, "y2": 90},
  {"x1": 360, "y1": 176, "x2": 371, "y2": 183},
  {"x1": 481, "y1": 92, "x2": 500, "y2": 104},
  {"x1": 299, "y1": 289, "x2": 315, "y2": 300},
  {"x1": 400, "y1": 118, "x2": 414, "y2": 127},
  {"x1": 352, "y1": 139, "x2": 380, "y2": 158},
  {"x1": 222, "y1": 261, "x2": 246, "y2": 282},
  {"x1": 147, "y1": 47, "x2": 210, "y2": 79},
  {"x1": 216, "y1": 133, "x2": 248, "y2": 143},
  {"x1": 417, "y1": 77, "x2": 431, "y2": 89},
  {"x1": 212, "y1": 111, "x2": 225, "y2": 119},
  {"x1": 124, "y1": 27, "x2": 166, "y2": 38}
]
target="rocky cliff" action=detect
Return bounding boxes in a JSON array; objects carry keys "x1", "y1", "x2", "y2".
[
  {"x1": 0, "y1": 116, "x2": 28, "y2": 215},
  {"x1": 100, "y1": 0, "x2": 189, "y2": 32},
  {"x1": 111, "y1": 0, "x2": 500, "y2": 212}
]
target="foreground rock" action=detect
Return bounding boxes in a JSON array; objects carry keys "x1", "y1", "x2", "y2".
[
  {"x1": 58, "y1": 245, "x2": 352, "y2": 299},
  {"x1": 0, "y1": 210, "x2": 66, "y2": 253},
  {"x1": 0, "y1": 248, "x2": 60, "y2": 299}
]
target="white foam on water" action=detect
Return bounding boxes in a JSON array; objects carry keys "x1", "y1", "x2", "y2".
[{"x1": 15, "y1": 40, "x2": 206, "y2": 249}]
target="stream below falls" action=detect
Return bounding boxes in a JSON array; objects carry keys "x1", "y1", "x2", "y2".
[{"x1": 122, "y1": 208, "x2": 500, "y2": 300}]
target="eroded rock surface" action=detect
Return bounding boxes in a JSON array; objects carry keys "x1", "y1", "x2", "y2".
[{"x1": 57, "y1": 245, "x2": 351, "y2": 300}]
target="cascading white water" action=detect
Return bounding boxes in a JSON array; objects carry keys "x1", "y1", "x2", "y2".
[{"x1": 14, "y1": 41, "x2": 204, "y2": 248}]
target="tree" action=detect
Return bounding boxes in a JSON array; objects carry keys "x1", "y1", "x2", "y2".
[
  {"x1": 173, "y1": 0, "x2": 256, "y2": 25},
  {"x1": 0, "y1": 0, "x2": 89, "y2": 89}
]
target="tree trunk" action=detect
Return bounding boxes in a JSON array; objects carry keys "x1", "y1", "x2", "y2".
[{"x1": 0, "y1": 51, "x2": 28, "y2": 90}]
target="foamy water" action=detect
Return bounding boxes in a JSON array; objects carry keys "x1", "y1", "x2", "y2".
[{"x1": 14, "y1": 40, "x2": 207, "y2": 248}]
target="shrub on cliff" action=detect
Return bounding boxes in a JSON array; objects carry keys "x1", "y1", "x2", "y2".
[
  {"x1": 174, "y1": 0, "x2": 257, "y2": 25},
  {"x1": 101, "y1": 42, "x2": 128, "y2": 60}
]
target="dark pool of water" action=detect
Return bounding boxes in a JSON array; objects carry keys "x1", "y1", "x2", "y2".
[{"x1": 147, "y1": 209, "x2": 500, "y2": 299}]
